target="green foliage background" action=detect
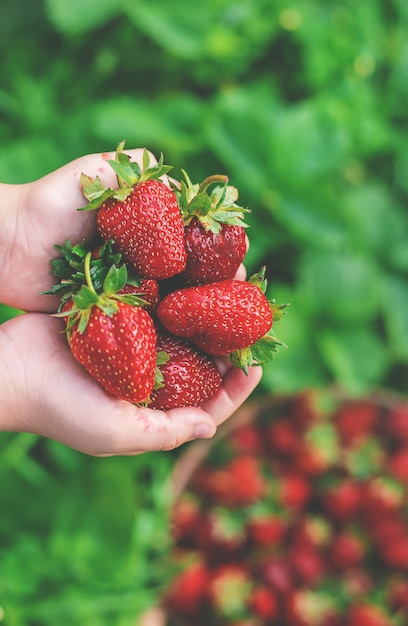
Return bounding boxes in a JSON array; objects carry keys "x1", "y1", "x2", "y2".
[{"x1": 0, "y1": 0, "x2": 407, "y2": 624}]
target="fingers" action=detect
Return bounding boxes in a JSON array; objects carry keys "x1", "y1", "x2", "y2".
[
  {"x1": 202, "y1": 365, "x2": 263, "y2": 427},
  {"x1": 92, "y1": 403, "x2": 217, "y2": 457},
  {"x1": 4, "y1": 314, "x2": 262, "y2": 457}
]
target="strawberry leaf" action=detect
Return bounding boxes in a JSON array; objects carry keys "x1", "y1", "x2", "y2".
[
  {"x1": 249, "y1": 267, "x2": 268, "y2": 293},
  {"x1": 78, "y1": 174, "x2": 116, "y2": 210},
  {"x1": 108, "y1": 157, "x2": 139, "y2": 188},
  {"x1": 188, "y1": 193, "x2": 212, "y2": 217},
  {"x1": 103, "y1": 264, "x2": 128, "y2": 296},
  {"x1": 153, "y1": 351, "x2": 171, "y2": 391},
  {"x1": 73, "y1": 285, "x2": 99, "y2": 310},
  {"x1": 250, "y1": 330, "x2": 286, "y2": 366}
]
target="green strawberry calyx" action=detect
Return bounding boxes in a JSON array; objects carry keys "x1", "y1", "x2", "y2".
[
  {"x1": 43, "y1": 239, "x2": 121, "y2": 307},
  {"x1": 78, "y1": 141, "x2": 173, "y2": 211},
  {"x1": 55, "y1": 252, "x2": 148, "y2": 336},
  {"x1": 174, "y1": 169, "x2": 250, "y2": 234},
  {"x1": 229, "y1": 267, "x2": 289, "y2": 374},
  {"x1": 43, "y1": 238, "x2": 148, "y2": 311}
]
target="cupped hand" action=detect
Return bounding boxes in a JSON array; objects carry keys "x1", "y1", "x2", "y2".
[
  {"x1": 0, "y1": 147, "x2": 262, "y2": 455},
  {"x1": 0, "y1": 313, "x2": 262, "y2": 456}
]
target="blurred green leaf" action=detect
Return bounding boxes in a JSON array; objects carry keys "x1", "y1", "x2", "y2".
[
  {"x1": 43, "y1": 0, "x2": 121, "y2": 34},
  {"x1": 382, "y1": 275, "x2": 408, "y2": 362},
  {"x1": 317, "y1": 326, "x2": 389, "y2": 394},
  {"x1": 123, "y1": 0, "x2": 210, "y2": 58},
  {"x1": 297, "y1": 250, "x2": 381, "y2": 324},
  {"x1": 91, "y1": 94, "x2": 205, "y2": 157}
]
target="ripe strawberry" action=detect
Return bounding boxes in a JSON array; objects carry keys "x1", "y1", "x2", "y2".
[
  {"x1": 148, "y1": 331, "x2": 222, "y2": 410},
  {"x1": 246, "y1": 514, "x2": 288, "y2": 547},
  {"x1": 360, "y1": 476, "x2": 404, "y2": 525},
  {"x1": 79, "y1": 143, "x2": 186, "y2": 280},
  {"x1": 175, "y1": 171, "x2": 249, "y2": 285},
  {"x1": 266, "y1": 419, "x2": 301, "y2": 458},
  {"x1": 384, "y1": 404, "x2": 408, "y2": 442},
  {"x1": 388, "y1": 446, "x2": 408, "y2": 482},
  {"x1": 157, "y1": 267, "x2": 287, "y2": 372},
  {"x1": 194, "y1": 456, "x2": 267, "y2": 508},
  {"x1": 247, "y1": 585, "x2": 278, "y2": 621},
  {"x1": 320, "y1": 478, "x2": 363, "y2": 523},
  {"x1": 333, "y1": 400, "x2": 379, "y2": 447},
  {"x1": 118, "y1": 278, "x2": 159, "y2": 314},
  {"x1": 63, "y1": 254, "x2": 157, "y2": 403},
  {"x1": 278, "y1": 472, "x2": 311, "y2": 512},
  {"x1": 230, "y1": 423, "x2": 263, "y2": 455},
  {"x1": 377, "y1": 527, "x2": 408, "y2": 569},
  {"x1": 346, "y1": 603, "x2": 394, "y2": 626},
  {"x1": 289, "y1": 543, "x2": 326, "y2": 586},
  {"x1": 170, "y1": 497, "x2": 201, "y2": 547},
  {"x1": 387, "y1": 577, "x2": 408, "y2": 614},
  {"x1": 164, "y1": 560, "x2": 210, "y2": 616},
  {"x1": 328, "y1": 530, "x2": 365, "y2": 571}
]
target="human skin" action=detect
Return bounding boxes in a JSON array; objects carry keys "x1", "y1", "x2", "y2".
[{"x1": 0, "y1": 149, "x2": 261, "y2": 456}]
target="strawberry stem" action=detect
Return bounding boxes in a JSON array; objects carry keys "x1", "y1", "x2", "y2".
[
  {"x1": 198, "y1": 174, "x2": 229, "y2": 195},
  {"x1": 84, "y1": 252, "x2": 97, "y2": 296}
]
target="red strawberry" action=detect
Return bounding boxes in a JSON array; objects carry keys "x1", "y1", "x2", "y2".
[
  {"x1": 346, "y1": 603, "x2": 393, "y2": 626},
  {"x1": 230, "y1": 423, "x2": 263, "y2": 455},
  {"x1": 118, "y1": 278, "x2": 159, "y2": 313},
  {"x1": 377, "y1": 527, "x2": 408, "y2": 569},
  {"x1": 247, "y1": 585, "x2": 278, "y2": 621},
  {"x1": 266, "y1": 419, "x2": 301, "y2": 458},
  {"x1": 164, "y1": 560, "x2": 210, "y2": 616},
  {"x1": 194, "y1": 456, "x2": 267, "y2": 508},
  {"x1": 360, "y1": 477, "x2": 404, "y2": 525},
  {"x1": 149, "y1": 331, "x2": 222, "y2": 410},
  {"x1": 388, "y1": 446, "x2": 408, "y2": 483},
  {"x1": 170, "y1": 497, "x2": 201, "y2": 547},
  {"x1": 80, "y1": 144, "x2": 186, "y2": 279},
  {"x1": 320, "y1": 478, "x2": 363, "y2": 523},
  {"x1": 64, "y1": 254, "x2": 157, "y2": 403},
  {"x1": 388, "y1": 577, "x2": 408, "y2": 614},
  {"x1": 289, "y1": 543, "x2": 326, "y2": 586},
  {"x1": 278, "y1": 472, "x2": 311, "y2": 512},
  {"x1": 333, "y1": 400, "x2": 379, "y2": 447},
  {"x1": 384, "y1": 404, "x2": 408, "y2": 442},
  {"x1": 175, "y1": 171, "x2": 249, "y2": 285},
  {"x1": 289, "y1": 390, "x2": 319, "y2": 429},
  {"x1": 246, "y1": 514, "x2": 288, "y2": 547},
  {"x1": 157, "y1": 267, "x2": 287, "y2": 371},
  {"x1": 329, "y1": 530, "x2": 365, "y2": 571},
  {"x1": 184, "y1": 217, "x2": 247, "y2": 284}
]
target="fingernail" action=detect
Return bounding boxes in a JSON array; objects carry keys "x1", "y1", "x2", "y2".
[{"x1": 194, "y1": 423, "x2": 214, "y2": 439}]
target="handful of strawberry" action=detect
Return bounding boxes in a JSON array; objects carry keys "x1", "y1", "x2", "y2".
[{"x1": 45, "y1": 143, "x2": 287, "y2": 408}]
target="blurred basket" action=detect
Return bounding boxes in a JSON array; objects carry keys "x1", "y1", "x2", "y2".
[{"x1": 143, "y1": 387, "x2": 408, "y2": 626}]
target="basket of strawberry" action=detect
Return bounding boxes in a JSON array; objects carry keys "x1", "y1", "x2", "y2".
[
  {"x1": 44, "y1": 143, "x2": 287, "y2": 409},
  {"x1": 160, "y1": 389, "x2": 408, "y2": 625}
]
